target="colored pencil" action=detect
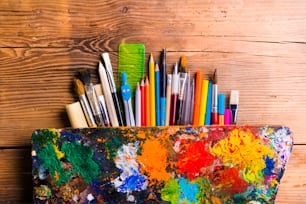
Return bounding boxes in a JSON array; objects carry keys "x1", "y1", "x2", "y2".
[
  {"x1": 205, "y1": 80, "x2": 212, "y2": 125},
  {"x1": 135, "y1": 82, "x2": 141, "y2": 126},
  {"x1": 145, "y1": 76, "x2": 151, "y2": 126},
  {"x1": 160, "y1": 49, "x2": 167, "y2": 126},
  {"x1": 149, "y1": 53, "x2": 156, "y2": 126},
  {"x1": 140, "y1": 78, "x2": 146, "y2": 126},
  {"x1": 193, "y1": 71, "x2": 203, "y2": 125},
  {"x1": 155, "y1": 61, "x2": 161, "y2": 126},
  {"x1": 199, "y1": 79, "x2": 209, "y2": 125}
]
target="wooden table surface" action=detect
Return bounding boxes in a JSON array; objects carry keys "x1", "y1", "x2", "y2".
[{"x1": 1, "y1": 0, "x2": 306, "y2": 202}]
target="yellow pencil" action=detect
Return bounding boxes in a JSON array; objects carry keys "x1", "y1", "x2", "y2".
[
  {"x1": 199, "y1": 79, "x2": 209, "y2": 125},
  {"x1": 149, "y1": 53, "x2": 156, "y2": 126}
]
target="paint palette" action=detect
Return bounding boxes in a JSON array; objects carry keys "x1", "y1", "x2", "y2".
[{"x1": 32, "y1": 126, "x2": 293, "y2": 203}]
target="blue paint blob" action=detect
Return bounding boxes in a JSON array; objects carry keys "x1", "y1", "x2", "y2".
[
  {"x1": 118, "y1": 174, "x2": 147, "y2": 192},
  {"x1": 263, "y1": 157, "x2": 275, "y2": 176},
  {"x1": 178, "y1": 178, "x2": 199, "y2": 202}
]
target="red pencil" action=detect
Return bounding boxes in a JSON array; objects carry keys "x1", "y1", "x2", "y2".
[{"x1": 140, "y1": 78, "x2": 146, "y2": 126}]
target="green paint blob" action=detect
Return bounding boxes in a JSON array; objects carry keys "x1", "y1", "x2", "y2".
[
  {"x1": 161, "y1": 179, "x2": 180, "y2": 203},
  {"x1": 32, "y1": 128, "x2": 59, "y2": 147},
  {"x1": 38, "y1": 142, "x2": 71, "y2": 186},
  {"x1": 104, "y1": 136, "x2": 124, "y2": 159},
  {"x1": 61, "y1": 142, "x2": 100, "y2": 183}
]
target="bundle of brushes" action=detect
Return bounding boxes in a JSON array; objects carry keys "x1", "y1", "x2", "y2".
[{"x1": 65, "y1": 51, "x2": 239, "y2": 128}]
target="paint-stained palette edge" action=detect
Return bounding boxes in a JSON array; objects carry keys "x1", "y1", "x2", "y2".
[{"x1": 32, "y1": 125, "x2": 293, "y2": 203}]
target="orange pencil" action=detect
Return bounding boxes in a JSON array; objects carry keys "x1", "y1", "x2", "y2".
[
  {"x1": 140, "y1": 78, "x2": 146, "y2": 126},
  {"x1": 145, "y1": 76, "x2": 151, "y2": 126},
  {"x1": 193, "y1": 71, "x2": 202, "y2": 125}
]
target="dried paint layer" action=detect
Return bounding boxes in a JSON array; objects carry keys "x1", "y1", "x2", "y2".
[{"x1": 32, "y1": 126, "x2": 293, "y2": 203}]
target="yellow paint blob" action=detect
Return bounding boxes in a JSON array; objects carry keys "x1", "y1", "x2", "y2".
[
  {"x1": 211, "y1": 128, "x2": 274, "y2": 184},
  {"x1": 137, "y1": 138, "x2": 171, "y2": 182},
  {"x1": 53, "y1": 144, "x2": 65, "y2": 159}
]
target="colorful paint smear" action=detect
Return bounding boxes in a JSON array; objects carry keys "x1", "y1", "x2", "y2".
[{"x1": 32, "y1": 126, "x2": 293, "y2": 203}]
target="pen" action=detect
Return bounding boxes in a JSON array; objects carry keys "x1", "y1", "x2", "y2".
[
  {"x1": 73, "y1": 78, "x2": 97, "y2": 127},
  {"x1": 175, "y1": 55, "x2": 187, "y2": 125},
  {"x1": 101, "y1": 52, "x2": 124, "y2": 126},
  {"x1": 155, "y1": 60, "x2": 161, "y2": 126},
  {"x1": 149, "y1": 53, "x2": 156, "y2": 126},
  {"x1": 79, "y1": 70, "x2": 104, "y2": 127},
  {"x1": 160, "y1": 49, "x2": 167, "y2": 126},
  {"x1": 170, "y1": 62, "x2": 179, "y2": 125},
  {"x1": 165, "y1": 74, "x2": 172, "y2": 126},
  {"x1": 135, "y1": 82, "x2": 141, "y2": 126},
  {"x1": 211, "y1": 69, "x2": 219, "y2": 125},
  {"x1": 121, "y1": 72, "x2": 135, "y2": 126},
  {"x1": 98, "y1": 61, "x2": 119, "y2": 127}
]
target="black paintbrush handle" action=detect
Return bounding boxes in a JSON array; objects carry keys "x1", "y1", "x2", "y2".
[
  {"x1": 112, "y1": 92, "x2": 124, "y2": 126},
  {"x1": 175, "y1": 99, "x2": 184, "y2": 125}
]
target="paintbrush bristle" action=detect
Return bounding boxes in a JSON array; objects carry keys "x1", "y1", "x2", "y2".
[
  {"x1": 74, "y1": 78, "x2": 86, "y2": 96},
  {"x1": 212, "y1": 69, "x2": 218, "y2": 84},
  {"x1": 79, "y1": 69, "x2": 91, "y2": 84},
  {"x1": 179, "y1": 55, "x2": 187, "y2": 73}
]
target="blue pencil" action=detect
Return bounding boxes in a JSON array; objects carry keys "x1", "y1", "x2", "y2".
[
  {"x1": 205, "y1": 80, "x2": 212, "y2": 125},
  {"x1": 155, "y1": 61, "x2": 161, "y2": 126}
]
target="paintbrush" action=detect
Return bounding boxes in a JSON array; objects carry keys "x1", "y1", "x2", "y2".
[
  {"x1": 79, "y1": 69, "x2": 104, "y2": 127},
  {"x1": 73, "y1": 78, "x2": 97, "y2": 127},
  {"x1": 175, "y1": 55, "x2": 187, "y2": 125},
  {"x1": 211, "y1": 69, "x2": 219, "y2": 125},
  {"x1": 230, "y1": 90, "x2": 239, "y2": 124}
]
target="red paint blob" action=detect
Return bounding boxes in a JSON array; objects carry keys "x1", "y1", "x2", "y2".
[
  {"x1": 178, "y1": 141, "x2": 214, "y2": 180},
  {"x1": 211, "y1": 168, "x2": 248, "y2": 195}
]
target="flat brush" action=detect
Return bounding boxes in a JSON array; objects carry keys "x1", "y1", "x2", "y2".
[
  {"x1": 230, "y1": 90, "x2": 239, "y2": 124},
  {"x1": 175, "y1": 55, "x2": 187, "y2": 125},
  {"x1": 74, "y1": 78, "x2": 97, "y2": 127},
  {"x1": 79, "y1": 69, "x2": 104, "y2": 127}
]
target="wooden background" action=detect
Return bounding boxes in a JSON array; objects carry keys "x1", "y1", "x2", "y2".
[{"x1": 1, "y1": 0, "x2": 306, "y2": 202}]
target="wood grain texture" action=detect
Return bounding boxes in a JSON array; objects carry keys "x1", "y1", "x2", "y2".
[{"x1": 0, "y1": 0, "x2": 306, "y2": 202}]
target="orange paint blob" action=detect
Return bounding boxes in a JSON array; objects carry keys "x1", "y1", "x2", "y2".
[{"x1": 137, "y1": 139, "x2": 171, "y2": 182}]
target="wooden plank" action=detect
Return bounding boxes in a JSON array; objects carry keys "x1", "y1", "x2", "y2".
[
  {"x1": 275, "y1": 145, "x2": 306, "y2": 203},
  {"x1": 1, "y1": 0, "x2": 306, "y2": 47},
  {"x1": 1, "y1": 47, "x2": 306, "y2": 146},
  {"x1": 0, "y1": 148, "x2": 32, "y2": 202},
  {"x1": 0, "y1": 145, "x2": 304, "y2": 202}
]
